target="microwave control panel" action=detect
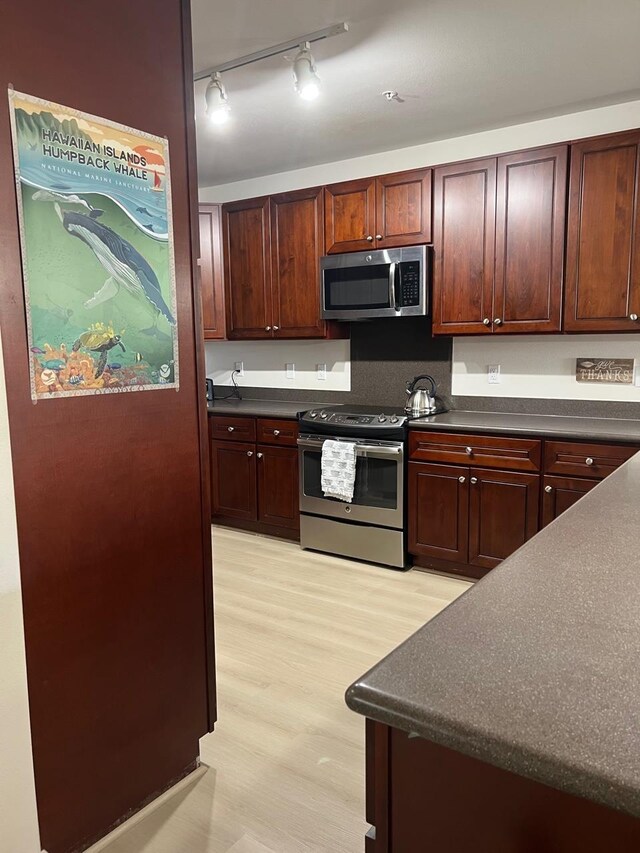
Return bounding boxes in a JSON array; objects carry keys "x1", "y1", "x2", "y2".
[{"x1": 398, "y1": 261, "x2": 422, "y2": 307}]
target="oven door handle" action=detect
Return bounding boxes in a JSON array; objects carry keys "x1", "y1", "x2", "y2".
[{"x1": 297, "y1": 437, "x2": 403, "y2": 457}]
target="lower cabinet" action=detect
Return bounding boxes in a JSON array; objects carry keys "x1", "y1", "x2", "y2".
[
  {"x1": 210, "y1": 415, "x2": 299, "y2": 539},
  {"x1": 541, "y1": 475, "x2": 598, "y2": 527},
  {"x1": 409, "y1": 461, "x2": 539, "y2": 576}
]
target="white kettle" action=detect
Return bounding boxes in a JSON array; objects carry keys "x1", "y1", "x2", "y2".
[{"x1": 405, "y1": 374, "x2": 438, "y2": 416}]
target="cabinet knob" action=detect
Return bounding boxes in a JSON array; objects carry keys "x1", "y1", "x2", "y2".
[
  {"x1": 470, "y1": 476, "x2": 478, "y2": 484},
  {"x1": 366, "y1": 235, "x2": 373, "y2": 242},
  {"x1": 227, "y1": 426, "x2": 234, "y2": 432},
  {"x1": 375, "y1": 234, "x2": 383, "y2": 240},
  {"x1": 257, "y1": 452, "x2": 263, "y2": 459},
  {"x1": 273, "y1": 325, "x2": 279, "y2": 331},
  {"x1": 631, "y1": 313, "x2": 638, "y2": 321},
  {"x1": 247, "y1": 451, "x2": 253, "y2": 457},
  {"x1": 544, "y1": 485, "x2": 553, "y2": 493},
  {"x1": 458, "y1": 476, "x2": 466, "y2": 483},
  {"x1": 483, "y1": 318, "x2": 491, "y2": 326},
  {"x1": 273, "y1": 429, "x2": 280, "y2": 436},
  {"x1": 265, "y1": 326, "x2": 271, "y2": 332},
  {"x1": 465, "y1": 446, "x2": 473, "y2": 455},
  {"x1": 494, "y1": 318, "x2": 503, "y2": 326},
  {"x1": 585, "y1": 457, "x2": 594, "y2": 466}
]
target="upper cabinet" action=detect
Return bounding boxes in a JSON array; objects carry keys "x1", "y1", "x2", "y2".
[
  {"x1": 324, "y1": 168, "x2": 432, "y2": 253},
  {"x1": 432, "y1": 146, "x2": 567, "y2": 335},
  {"x1": 199, "y1": 204, "x2": 226, "y2": 340},
  {"x1": 223, "y1": 196, "x2": 272, "y2": 339},
  {"x1": 564, "y1": 131, "x2": 640, "y2": 332},
  {"x1": 223, "y1": 189, "x2": 343, "y2": 340}
]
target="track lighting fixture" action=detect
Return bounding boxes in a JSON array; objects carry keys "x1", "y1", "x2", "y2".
[
  {"x1": 205, "y1": 72, "x2": 230, "y2": 125},
  {"x1": 293, "y1": 42, "x2": 321, "y2": 101}
]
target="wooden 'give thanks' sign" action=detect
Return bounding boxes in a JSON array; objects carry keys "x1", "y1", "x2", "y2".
[{"x1": 575, "y1": 358, "x2": 635, "y2": 384}]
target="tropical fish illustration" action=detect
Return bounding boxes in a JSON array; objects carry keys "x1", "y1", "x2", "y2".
[
  {"x1": 32, "y1": 188, "x2": 101, "y2": 216},
  {"x1": 31, "y1": 346, "x2": 46, "y2": 354},
  {"x1": 68, "y1": 373, "x2": 85, "y2": 386},
  {"x1": 72, "y1": 322, "x2": 126, "y2": 379},
  {"x1": 51, "y1": 204, "x2": 175, "y2": 333},
  {"x1": 108, "y1": 362, "x2": 122, "y2": 370},
  {"x1": 41, "y1": 358, "x2": 65, "y2": 372},
  {"x1": 134, "y1": 352, "x2": 144, "y2": 363}
]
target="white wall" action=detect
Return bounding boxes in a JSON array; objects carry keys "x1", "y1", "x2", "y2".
[
  {"x1": 200, "y1": 98, "x2": 640, "y2": 400},
  {"x1": 205, "y1": 338, "x2": 350, "y2": 392},
  {"x1": 200, "y1": 100, "x2": 640, "y2": 202},
  {"x1": 0, "y1": 328, "x2": 42, "y2": 853},
  {"x1": 452, "y1": 335, "x2": 640, "y2": 401}
]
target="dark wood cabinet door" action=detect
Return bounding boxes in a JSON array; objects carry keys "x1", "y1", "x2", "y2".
[
  {"x1": 432, "y1": 158, "x2": 496, "y2": 335},
  {"x1": 494, "y1": 146, "x2": 567, "y2": 334},
  {"x1": 468, "y1": 468, "x2": 539, "y2": 570},
  {"x1": 324, "y1": 178, "x2": 376, "y2": 253},
  {"x1": 541, "y1": 475, "x2": 597, "y2": 528},
  {"x1": 408, "y1": 462, "x2": 469, "y2": 563},
  {"x1": 211, "y1": 440, "x2": 257, "y2": 521},
  {"x1": 271, "y1": 187, "x2": 325, "y2": 338},
  {"x1": 223, "y1": 196, "x2": 272, "y2": 339},
  {"x1": 257, "y1": 445, "x2": 299, "y2": 530},
  {"x1": 199, "y1": 204, "x2": 225, "y2": 339},
  {"x1": 565, "y1": 131, "x2": 640, "y2": 331},
  {"x1": 375, "y1": 168, "x2": 432, "y2": 247}
]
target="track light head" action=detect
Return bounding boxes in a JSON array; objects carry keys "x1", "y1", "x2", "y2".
[
  {"x1": 293, "y1": 42, "x2": 321, "y2": 101},
  {"x1": 205, "y1": 72, "x2": 230, "y2": 124}
]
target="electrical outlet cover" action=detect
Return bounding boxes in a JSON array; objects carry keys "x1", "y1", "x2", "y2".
[
  {"x1": 488, "y1": 364, "x2": 501, "y2": 384},
  {"x1": 285, "y1": 363, "x2": 295, "y2": 379},
  {"x1": 234, "y1": 361, "x2": 244, "y2": 377},
  {"x1": 317, "y1": 363, "x2": 327, "y2": 380}
]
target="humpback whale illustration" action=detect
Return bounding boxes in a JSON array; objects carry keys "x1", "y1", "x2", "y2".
[
  {"x1": 32, "y1": 188, "x2": 98, "y2": 213},
  {"x1": 52, "y1": 204, "x2": 175, "y2": 329}
]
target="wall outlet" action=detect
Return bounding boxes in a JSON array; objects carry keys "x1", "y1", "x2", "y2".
[
  {"x1": 285, "y1": 363, "x2": 295, "y2": 379},
  {"x1": 234, "y1": 361, "x2": 244, "y2": 377},
  {"x1": 487, "y1": 364, "x2": 501, "y2": 384},
  {"x1": 317, "y1": 363, "x2": 327, "y2": 380}
]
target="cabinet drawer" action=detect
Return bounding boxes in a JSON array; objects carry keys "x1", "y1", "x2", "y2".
[
  {"x1": 257, "y1": 418, "x2": 299, "y2": 446},
  {"x1": 544, "y1": 441, "x2": 638, "y2": 479},
  {"x1": 210, "y1": 415, "x2": 256, "y2": 442},
  {"x1": 409, "y1": 431, "x2": 541, "y2": 472}
]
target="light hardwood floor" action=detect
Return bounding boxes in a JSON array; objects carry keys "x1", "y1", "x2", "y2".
[{"x1": 93, "y1": 527, "x2": 471, "y2": 853}]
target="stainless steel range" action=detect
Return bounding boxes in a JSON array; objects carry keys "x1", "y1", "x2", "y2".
[{"x1": 297, "y1": 406, "x2": 409, "y2": 569}]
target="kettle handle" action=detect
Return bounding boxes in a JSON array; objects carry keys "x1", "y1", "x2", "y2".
[{"x1": 407, "y1": 374, "x2": 437, "y2": 395}]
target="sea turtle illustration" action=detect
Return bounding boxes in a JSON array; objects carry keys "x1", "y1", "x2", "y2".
[{"x1": 72, "y1": 322, "x2": 126, "y2": 379}]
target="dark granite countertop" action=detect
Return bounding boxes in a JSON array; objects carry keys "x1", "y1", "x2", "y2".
[
  {"x1": 207, "y1": 398, "x2": 332, "y2": 419},
  {"x1": 346, "y1": 450, "x2": 640, "y2": 817},
  {"x1": 410, "y1": 410, "x2": 640, "y2": 442}
]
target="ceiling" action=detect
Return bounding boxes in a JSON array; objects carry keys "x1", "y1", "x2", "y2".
[{"x1": 191, "y1": 0, "x2": 640, "y2": 188}]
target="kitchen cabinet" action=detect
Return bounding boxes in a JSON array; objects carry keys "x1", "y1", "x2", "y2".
[
  {"x1": 541, "y1": 476, "x2": 597, "y2": 527},
  {"x1": 468, "y1": 468, "x2": 540, "y2": 570},
  {"x1": 408, "y1": 462, "x2": 468, "y2": 563},
  {"x1": 432, "y1": 145, "x2": 567, "y2": 335},
  {"x1": 199, "y1": 203, "x2": 226, "y2": 339},
  {"x1": 324, "y1": 168, "x2": 431, "y2": 254},
  {"x1": 565, "y1": 130, "x2": 640, "y2": 332},
  {"x1": 223, "y1": 196, "x2": 272, "y2": 339},
  {"x1": 210, "y1": 415, "x2": 299, "y2": 539}
]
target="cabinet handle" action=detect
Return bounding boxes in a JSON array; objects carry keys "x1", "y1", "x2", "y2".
[
  {"x1": 247, "y1": 451, "x2": 253, "y2": 457},
  {"x1": 465, "y1": 446, "x2": 473, "y2": 455},
  {"x1": 366, "y1": 235, "x2": 373, "y2": 241},
  {"x1": 375, "y1": 234, "x2": 383, "y2": 240},
  {"x1": 585, "y1": 457, "x2": 594, "y2": 466},
  {"x1": 273, "y1": 429, "x2": 280, "y2": 436},
  {"x1": 470, "y1": 476, "x2": 478, "y2": 484},
  {"x1": 273, "y1": 325, "x2": 279, "y2": 331},
  {"x1": 458, "y1": 476, "x2": 466, "y2": 483},
  {"x1": 494, "y1": 318, "x2": 503, "y2": 326},
  {"x1": 227, "y1": 426, "x2": 234, "y2": 432},
  {"x1": 257, "y1": 452, "x2": 263, "y2": 459},
  {"x1": 265, "y1": 326, "x2": 271, "y2": 332},
  {"x1": 483, "y1": 318, "x2": 491, "y2": 326},
  {"x1": 630, "y1": 313, "x2": 638, "y2": 321},
  {"x1": 544, "y1": 485, "x2": 553, "y2": 493}
]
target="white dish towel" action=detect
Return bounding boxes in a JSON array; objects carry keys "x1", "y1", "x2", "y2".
[{"x1": 321, "y1": 439, "x2": 357, "y2": 503}]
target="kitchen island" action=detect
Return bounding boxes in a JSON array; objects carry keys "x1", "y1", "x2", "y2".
[{"x1": 346, "y1": 450, "x2": 640, "y2": 851}]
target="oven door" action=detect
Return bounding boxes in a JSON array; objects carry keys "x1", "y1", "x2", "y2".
[{"x1": 298, "y1": 434, "x2": 404, "y2": 529}]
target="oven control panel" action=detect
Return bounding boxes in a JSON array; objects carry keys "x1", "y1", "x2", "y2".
[{"x1": 302, "y1": 410, "x2": 407, "y2": 429}]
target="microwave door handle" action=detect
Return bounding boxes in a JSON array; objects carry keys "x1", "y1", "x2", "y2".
[{"x1": 389, "y1": 262, "x2": 399, "y2": 311}]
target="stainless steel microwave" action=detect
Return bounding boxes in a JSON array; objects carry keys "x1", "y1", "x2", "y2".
[{"x1": 320, "y1": 245, "x2": 428, "y2": 320}]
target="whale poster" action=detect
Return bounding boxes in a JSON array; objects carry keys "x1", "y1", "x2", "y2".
[{"x1": 8, "y1": 89, "x2": 179, "y2": 400}]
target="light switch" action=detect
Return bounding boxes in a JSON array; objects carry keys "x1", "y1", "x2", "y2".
[{"x1": 286, "y1": 363, "x2": 295, "y2": 379}]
